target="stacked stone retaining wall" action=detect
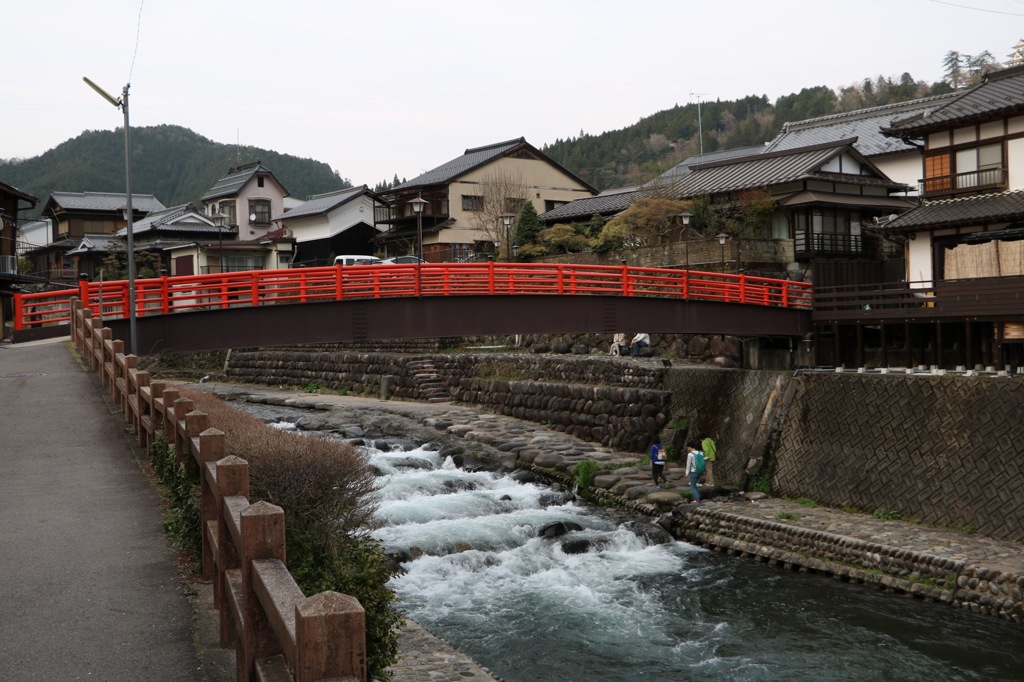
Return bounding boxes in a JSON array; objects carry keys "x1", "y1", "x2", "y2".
[
  {"x1": 772, "y1": 372, "x2": 1024, "y2": 543},
  {"x1": 671, "y1": 507, "x2": 1023, "y2": 622},
  {"x1": 225, "y1": 349, "x2": 1024, "y2": 547}
]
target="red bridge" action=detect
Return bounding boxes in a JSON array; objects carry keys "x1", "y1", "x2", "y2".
[{"x1": 14, "y1": 262, "x2": 812, "y2": 355}]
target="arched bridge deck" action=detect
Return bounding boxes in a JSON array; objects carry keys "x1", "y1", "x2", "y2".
[{"x1": 15, "y1": 262, "x2": 812, "y2": 354}]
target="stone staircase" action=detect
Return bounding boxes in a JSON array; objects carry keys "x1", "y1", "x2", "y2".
[{"x1": 408, "y1": 358, "x2": 450, "y2": 403}]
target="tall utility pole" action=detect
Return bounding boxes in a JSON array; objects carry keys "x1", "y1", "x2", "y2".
[
  {"x1": 690, "y1": 92, "x2": 709, "y2": 162},
  {"x1": 84, "y1": 77, "x2": 136, "y2": 355}
]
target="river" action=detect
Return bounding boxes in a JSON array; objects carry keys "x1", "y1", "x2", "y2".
[
  {"x1": 246, "y1": 403, "x2": 1024, "y2": 682},
  {"x1": 365, "y1": 442, "x2": 1024, "y2": 682}
]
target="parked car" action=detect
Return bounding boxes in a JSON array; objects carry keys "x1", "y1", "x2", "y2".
[
  {"x1": 381, "y1": 255, "x2": 424, "y2": 264},
  {"x1": 333, "y1": 255, "x2": 383, "y2": 266}
]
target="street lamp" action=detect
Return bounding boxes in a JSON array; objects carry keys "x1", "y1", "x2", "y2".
[
  {"x1": 716, "y1": 233, "x2": 728, "y2": 273},
  {"x1": 409, "y1": 194, "x2": 428, "y2": 261},
  {"x1": 210, "y1": 211, "x2": 228, "y2": 273},
  {"x1": 84, "y1": 76, "x2": 136, "y2": 354},
  {"x1": 499, "y1": 213, "x2": 515, "y2": 261},
  {"x1": 676, "y1": 210, "x2": 693, "y2": 270}
]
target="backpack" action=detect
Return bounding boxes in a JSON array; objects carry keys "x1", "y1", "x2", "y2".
[
  {"x1": 701, "y1": 438, "x2": 717, "y2": 462},
  {"x1": 693, "y1": 450, "x2": 706, "y2": 475}
]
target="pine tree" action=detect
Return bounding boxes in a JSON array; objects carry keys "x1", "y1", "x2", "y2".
[{"x1": 513, "y1": 200, "x2": 541, "y2": 247}]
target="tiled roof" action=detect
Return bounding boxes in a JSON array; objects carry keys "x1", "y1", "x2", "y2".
[
  {"x1": 539, "y1": 187, "x2": 645, "y2": 223},
  {"x1": 49, "y1": 191, "x2": 165, "y2": 213},
  {"x1": 393, "y1": 138, "x2": 596, "y2": 194},
  {"x1": 766, "y1": 93, "x2": 960, "y2": 157},
  {"x1": 883, "y1": 190, "x2": 1024, "y2": 232},
  {"x1": 115, "y1": 204, "x2": 226, "y2": 237},
  {"x1": 648, "y1": 145, "x2": 768, "y2": 187},
  {"x1": 0, "y1": 181, "x2": 38, "y2": 205},
  {"x1": 885, "y1": 65, "x2": 1024, "y2": 137},
  {"x1": 666, "y1": 138, "x2": 907, "y2": 197},
  {"x1": 273, "y1": 185, "x2": 369, "y2": 221},
  {"x1": 67, "y1": 234, "x2": 118, "y2": 255},
  {"x1": 201, "y1": 161, "x2": 287, "y2": 201},
  {"x1": 396, "y1": 138, "x2": 529, "y2": 189}
]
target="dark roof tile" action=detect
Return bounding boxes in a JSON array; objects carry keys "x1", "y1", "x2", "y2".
[
  {"x1": 49, "y1": 191, "x2": 165, "y2": 213},
  {"x1": 539, "y1": 187, "x2": 645, "y2": 223},
  {"x1": 883, "y1": 190, "x2": 1024, "y2": 231},
  {"x1": 885, "y1": 65, "x2": 1024, "y2": 136},
  {"x1": 273, "y1": 185, "x2": 369, "y2": 221}
]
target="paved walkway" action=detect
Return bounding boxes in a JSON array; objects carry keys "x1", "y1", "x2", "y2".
[{"x1": 0, "y1": 340, "x2": 212, "y2": 681}]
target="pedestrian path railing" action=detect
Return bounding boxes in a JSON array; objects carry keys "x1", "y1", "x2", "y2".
[
  {"x1": 71, "y1": 298, "x2": 367, "y2": 682},
  {"x1": 17, "y1": 262, "x2": 812, "y2": 331}
]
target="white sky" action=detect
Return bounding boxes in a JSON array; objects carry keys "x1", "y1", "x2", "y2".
[{"x1": 3, "y1": 0, "x2": 1021, "y2": 191}]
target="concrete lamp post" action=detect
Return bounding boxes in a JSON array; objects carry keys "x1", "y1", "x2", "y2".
[
  {"x1": 717, "y1": 233, "x2": 728, "y2": 273},
  {"x1": 84, "y1": 76, "x2": 136, "y2": 354}
]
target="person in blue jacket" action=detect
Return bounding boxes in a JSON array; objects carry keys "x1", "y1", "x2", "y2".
[{"x1": 649, "y1": 436, "x2": 668, "y2": 487}]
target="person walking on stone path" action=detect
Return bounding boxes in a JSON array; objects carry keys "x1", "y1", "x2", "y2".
[
  {"x1": 685, "y1": 440, "x2": 703, "y2": 503},
  {"x1": 649, "y1": 436, "x2": 668, "y2": 488},
  {"x1": 701, "y1": 435, "x2": 717, "y2": 486}
]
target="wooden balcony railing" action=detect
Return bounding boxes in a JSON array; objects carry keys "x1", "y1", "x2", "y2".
[
  {"x1": 14, "y1": 262, "x2": 813, "y2": 331},
  {"x1": 813, "y1": 274, "x2": 1024, "y2": 321},
  {"x1": 794, "y1": 232, "x2": 863, "y2": 257},
  {"x1": 921, "y1": 167, "x2": 1007, "y2": 196}
]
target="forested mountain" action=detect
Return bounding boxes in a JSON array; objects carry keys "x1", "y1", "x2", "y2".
[
  {"x1": 1, "y1": 54, "x2": 1003, "y2": 209},
  {"x1": 543, "y1": 73, "x2": 955, "y2": 190},
  {"x1": 1, "y1": 124, "x2": 351, "y2": 217}
]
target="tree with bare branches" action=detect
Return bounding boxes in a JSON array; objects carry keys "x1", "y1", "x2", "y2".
[{"x1": 466, "y1": 168, "x2": 528, "y2": 260}]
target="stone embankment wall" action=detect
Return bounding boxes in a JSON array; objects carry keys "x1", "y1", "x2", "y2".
[
  {"x1": 226, "y1": 349, "x2": 1024, "y2": 547},
  {"x1": 772, "y1": 372, "x2": 1024, "y2": 544},
  {"x1": 670, "y1": 508, "x2": 1022, "y2": 623}
]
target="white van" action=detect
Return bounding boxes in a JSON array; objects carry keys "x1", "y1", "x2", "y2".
[{"x1": 333, "y1": 255, "x2": 383, "y2": 266}]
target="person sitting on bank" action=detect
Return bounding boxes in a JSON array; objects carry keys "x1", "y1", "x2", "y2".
[
  {"x1": 610, "y1": 332, "x2": 627, "y2": 356},
  {"x1": 629, "y1": 332, "x2": 650, "y2": 357}
]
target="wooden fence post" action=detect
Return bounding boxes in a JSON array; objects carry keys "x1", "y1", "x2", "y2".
[
  {"x1": 216, "y1": 456, "x2": 249, "y2": 647},
  {"x1": 172, "y1": 397, "x2": 194, "y2": 463},
  {"x1": 197, "y1": 427, "x2": 224, "y2": 580},
  {"x1": 160, "y1": 387, "x2": 180, "y2": 444},
  {"x1": 184, "y1": 410, "x2": 209, "y2": 465},
  {"x1": 239, "y1": 501, "x2": 286, "y2": 681},
  {"x1": 109, "y1": 340, "x2": 124, "y2": 399},
  {"x1": 295, "y1": 592, "x2": 367, "y2": 682},
  {"x1": 121, "y1": 354, "x2": 138, "y2": 415}
]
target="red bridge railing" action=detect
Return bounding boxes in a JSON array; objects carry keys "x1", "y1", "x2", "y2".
[{"x1": 14, "y1": 262, "x2": 811, "y2": 331}]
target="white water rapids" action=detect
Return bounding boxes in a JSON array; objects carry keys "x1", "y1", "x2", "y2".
[{"x1": 359, "y1": 441, "x2": 1024, "y2": 682}]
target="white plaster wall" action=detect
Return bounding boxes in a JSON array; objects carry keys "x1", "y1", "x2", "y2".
[
  {"x1": 907, "y1": 234, "x2": 933, "y2": 287},
  {"x1": 876, "y1": 154, "x2": 922, "y2": 193},
  {"x1": 439, "y1": 156, "x2": 594, "y2": 246},
  {"x1": 1008, "y1": 137, "x2": 1024, "y2": 191}
]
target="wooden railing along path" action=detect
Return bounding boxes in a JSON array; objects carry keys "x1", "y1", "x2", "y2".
[
  {"x1": 17, "y1": 261, "x2": 812, "y2": 331},
  {"x1": 71, "y1": 299, "x2": 367, "y2": 682}
]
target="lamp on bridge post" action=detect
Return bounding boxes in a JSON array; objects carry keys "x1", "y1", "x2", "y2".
[
  {"x1": 716, "y1": 233, "x2": 728, "y2": 273},
  {"x1": 499, "y1": 213, "x2": 515, "y2": 261},
  {"x1": 84, "y1": 76, "x2": 136, "y2": 354}
]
